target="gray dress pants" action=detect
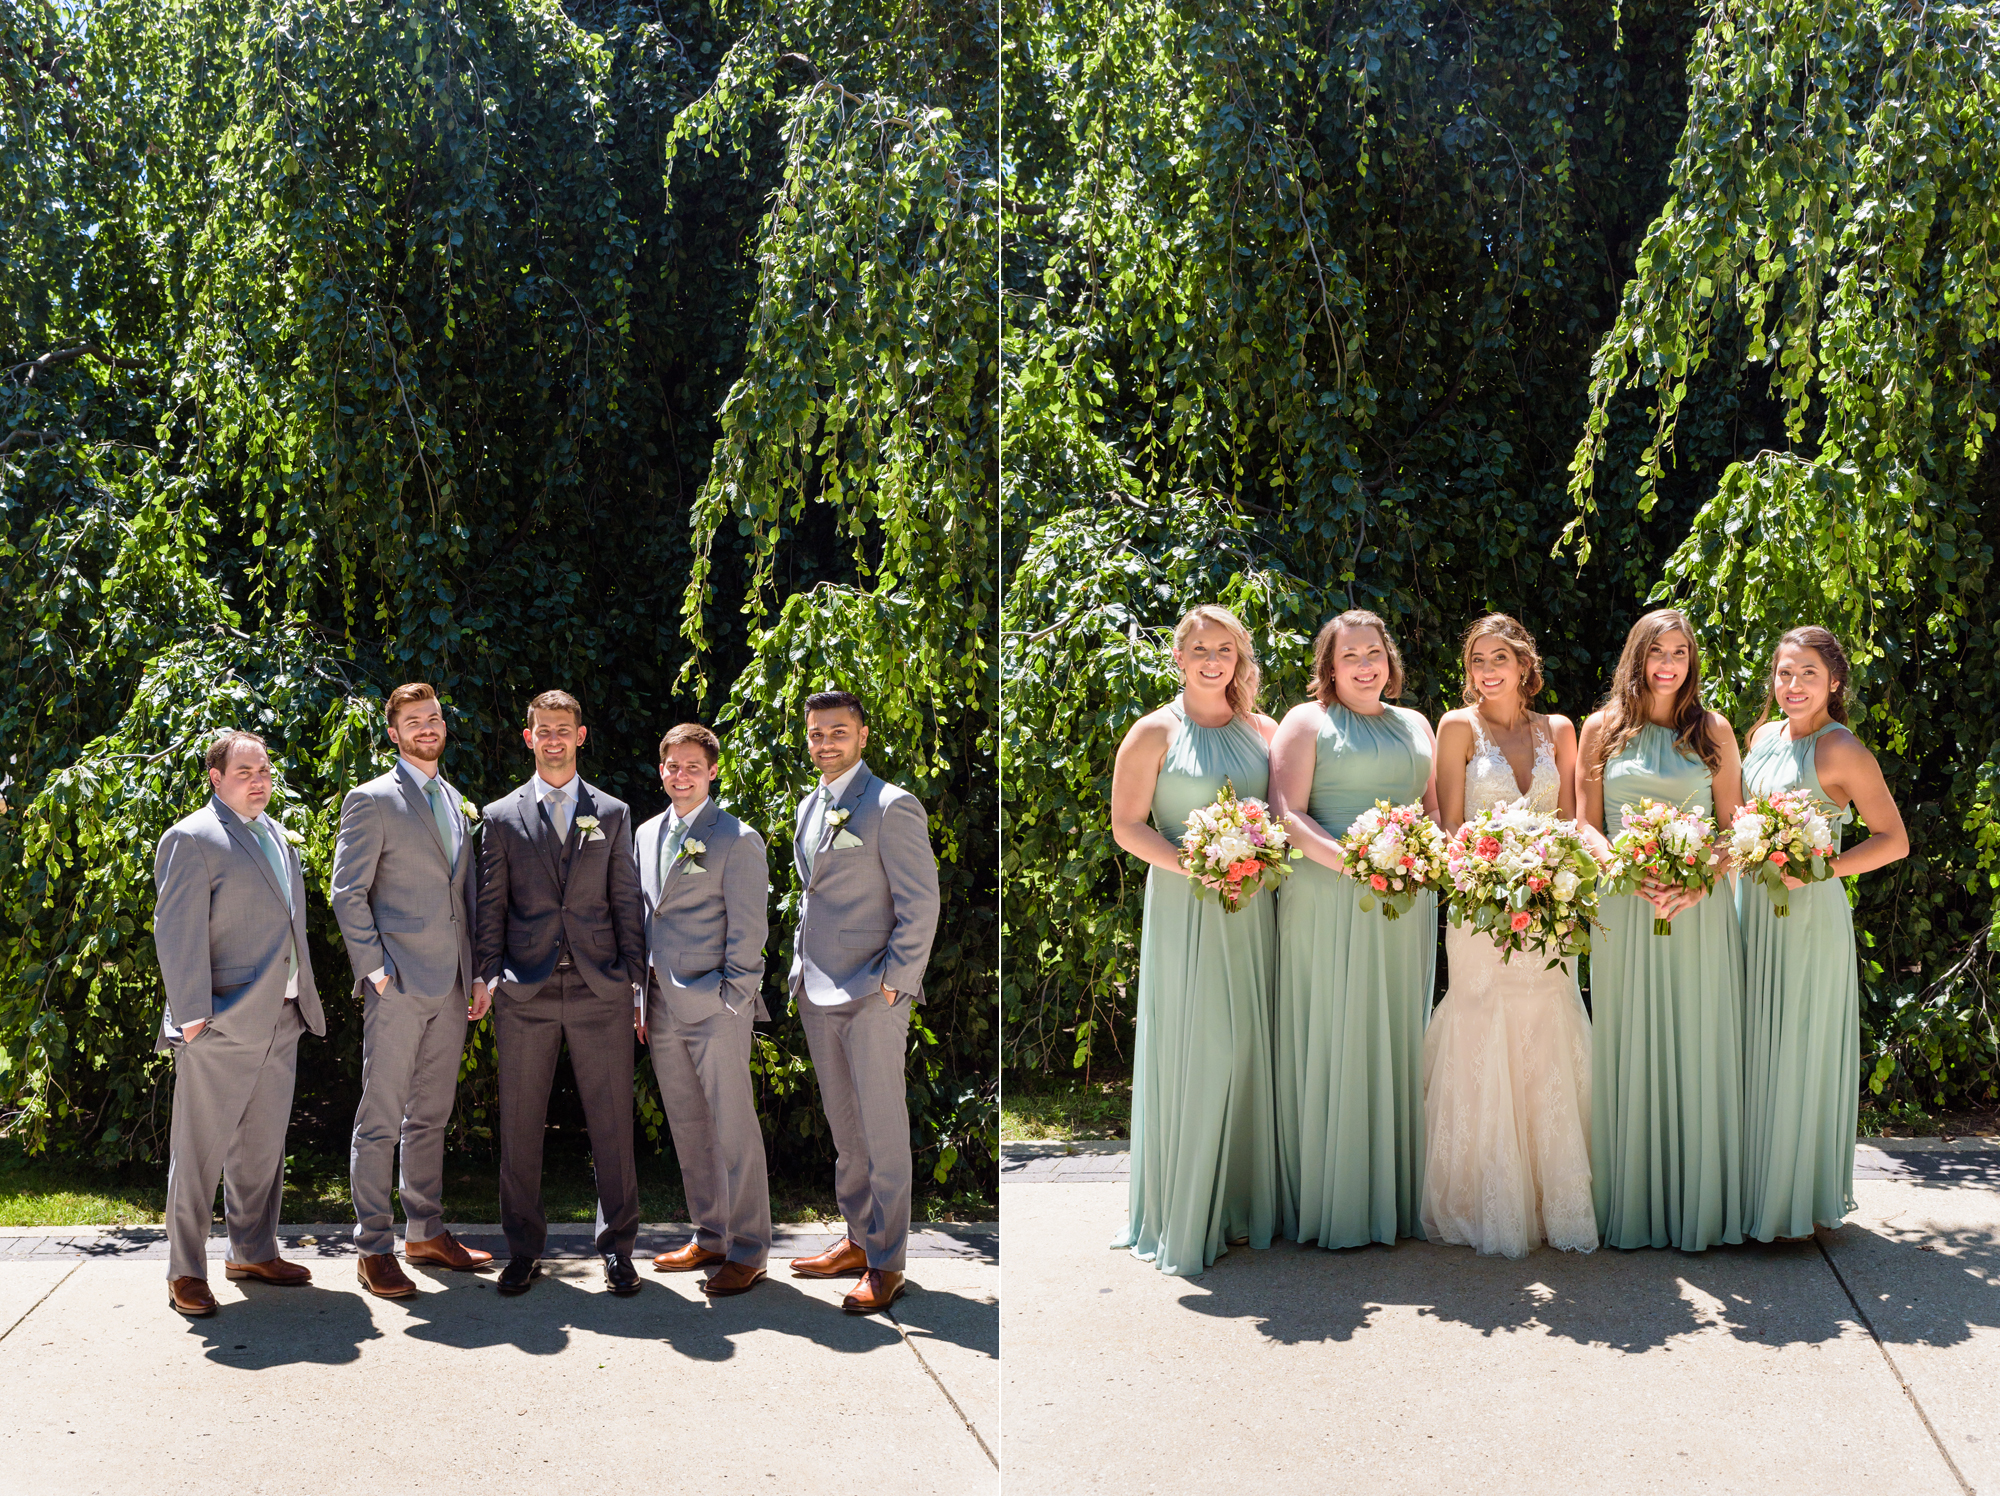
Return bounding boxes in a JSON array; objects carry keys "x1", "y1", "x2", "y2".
[
  {"x1": 349, "y1": 979, "x2": 469, "y2": 1256},
  {"x1": 798, "y1": 993, "x2": 913, "y2": 1270},
  {"x1": 163, "y1": 1002, "x2": 306, "y2": 1281},
  {"x1": 650, "y1": 1003, "x2": 771, "y2": 1267},
  {"x1": 495, "y1": 968, "x2": 639, "y2": 1259}
]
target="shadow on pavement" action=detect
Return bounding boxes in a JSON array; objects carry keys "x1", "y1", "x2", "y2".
[
  {"x1": 182, "y1": 1281, "x2": 386, "y2": 1367},
  {"x1": 892, "y1": 1282, "x2": 999, "y2": 1361},
  {"x1": 1160, "y1": 1223, "x2": 1998, "y2": 1356}
]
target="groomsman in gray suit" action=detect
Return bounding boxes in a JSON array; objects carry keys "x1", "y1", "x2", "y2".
[
  {"x1": 785, "y1": 691, "x2": 941, "y2": 1314},
  {"x1": 153, "y1": 730, "x2": 327, "y2": 1316},
  {"x1": 329, "y1": 682, "x2": 495, "y2": 1297},
  {"x1": 475, "y1": 689, "x2": 647, "y2": 1296},
  {"x1": 634, "y1": 723, "x2": 772, "y2": 1296}
]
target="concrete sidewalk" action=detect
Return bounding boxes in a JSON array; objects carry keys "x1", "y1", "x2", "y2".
[
  {"x1": 0, "y1": 1222, "x2": 996, "y2": 1495},
  {"x1": 1004, "y1": 1152, "x2": 1997, "y2": 1494}
]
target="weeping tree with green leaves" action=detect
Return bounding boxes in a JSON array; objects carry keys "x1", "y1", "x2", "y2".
[
  {"x1": 1002, "y1": 0, "x2": 1753, "y2": 1072},
  {"x1": 1563, "y1": 0, "x2": 2000, "y2": 1113},
  {"x1": 0, "y1": 0, "x2": 996, "y2": 1183}
]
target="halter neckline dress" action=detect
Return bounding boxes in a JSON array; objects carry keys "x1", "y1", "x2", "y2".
[
  {"x1": 1113, "y1": 698, "x2": 1279, "y2": 1277},
  {"x1": 1739, "y1": 719, "x2": 1859, "y2": 1240}
]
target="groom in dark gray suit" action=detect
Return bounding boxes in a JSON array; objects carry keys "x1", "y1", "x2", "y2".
[
  {"x1": 330, "y1": 682, "x2": 494, "y2": 1297},
  {"x1": 475, "y1": 689, "x2": 647, "y2": 1296},
  {"x1": 784, "y1": 691, "x2": 941, "y2": 1314},
  {"x1": 153, "y1": 730, "x2": 326, "y2": 1316}
]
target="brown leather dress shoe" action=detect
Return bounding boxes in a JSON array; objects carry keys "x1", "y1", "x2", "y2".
[
  {"x1": 168, "y1": 1277, "x2": 217, "y2": 1316},
  {"x1": 357, "y1": 1252, "x2": 418, "y2": 1298},
  {"x1": 405, "y1": 1231, "x2": 494, "y2": 1270},
  {"x1": 653, "y1": 1241, "x2": 726, "y2": 1273},
  {"x1": 700, "y1": 1261, "x2": 767, "y2": 1297},
  {"x1": 841, "y1": 1268, "x2": 906, "y2": 1314},
  {"x1": 789, "y1": 1237, "x2": 867, "y2": 1278},
  {"x1": 223, "y1": 1256, "x2": 311, "y2": 1285}
]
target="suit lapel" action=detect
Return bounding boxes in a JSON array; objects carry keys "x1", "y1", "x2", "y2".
[
  {"x1": 393, "y1": 765, "x2": 452, "y2": 870},
  {"x1": 806, "y1": 764, "x2": 874, "y2": 892},
  {"x1": 660, "y1": 798, "x2": 720, "y2": 904},
  {"x1": 560, "y1": 783, "x2": 596, "y2": 889},
  {"x1": 520, "y1": 782, "x2": 562, "y2": 884},
  {"x1": 214, "y1": 798, "x2": 291, "y2": 915}
]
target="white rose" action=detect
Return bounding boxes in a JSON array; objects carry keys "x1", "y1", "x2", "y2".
[{"x1": 1553, "y1": 869, "x2": 1580, "y2": 903}]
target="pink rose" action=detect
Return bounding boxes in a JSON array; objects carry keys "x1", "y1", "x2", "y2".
[
  {"x1": 1510, "y1": 911, "x2": 1533, "y2": 932},
  {"x1": 1770, "y1": 851, "x2": 1788, "y2": 867},
  {"x1": 1369, "y1": 874, "x2": 1388, "y2": 891}
]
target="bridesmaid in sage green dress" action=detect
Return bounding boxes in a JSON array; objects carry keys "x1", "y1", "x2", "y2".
[
  {"x1": 1108, "y1": 603, "x2": 1281, "y2": 1276},
  {"x1": 1577, "y1": 608, "x2": 1746, "y2": 1252},
  {"x1": 1739, "y1": 627, "x2": 1907, "y2": 1241},
  {"x1": 1268, "y1": 610, "x2": 1439, "y2": 1248}
]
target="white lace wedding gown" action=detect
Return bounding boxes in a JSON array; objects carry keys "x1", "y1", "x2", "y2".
[{"x1": 1419, "y1": 715, "x2": 1598, "y2": 1257}]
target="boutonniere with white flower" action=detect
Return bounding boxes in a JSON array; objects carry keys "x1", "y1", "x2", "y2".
[
  {"x1": 827, "y1": 808, "x2": 852, "y2": 829},
  {"x1": 276, "y1": 823, "x2": 305, "y2": 847},
  {"x1": 677, "y1": 837, "x2": 708, "y2": 875},
  {"x1": 460, "y1": 797, "x2": 482, "y2": 825},
  {"x1": 825, "y1": 808, "x2": 863, "y2": 850},
  {"x1": 574, "y1": 814, "x2": 604, "y2": 843}
]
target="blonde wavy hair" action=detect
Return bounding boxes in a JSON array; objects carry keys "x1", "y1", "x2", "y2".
[{"x1": 1172, "y1": 604, "x2": 1261, "y2": 718}]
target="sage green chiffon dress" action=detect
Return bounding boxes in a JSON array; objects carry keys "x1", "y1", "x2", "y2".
[
  {"x1": 1112, "y1": 699, "x2": 1279, "y2": 1277},
  {"x1": 1739, "y1": 722, "x2": 1859, "y2": 1240},
  {"x1": 1592, "y1": 724, "x2": 1745, "y2": 1251},
  {"x1": 1276, "y1": 702, "x2": 1437, "y2": 1248}
]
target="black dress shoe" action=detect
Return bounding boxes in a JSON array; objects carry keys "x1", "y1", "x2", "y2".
[
  {"x1": 497, "y1": 1257, "x2": 541, "y2": 1295},
  {"x1": 603, "y1": 1251, "x2": 641, "y2": 1296}
]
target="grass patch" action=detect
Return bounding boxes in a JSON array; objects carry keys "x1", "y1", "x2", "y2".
[
  {"x1": 1857, "y1": 1101, "x2": 2000, "y2": 1139},
  {"x1": 0, "y1": 1136, "x2": 995, "y2": 1227},
  {"x1": 1001, "y1": 1068, "x2": 1131, "y2": 1142}
]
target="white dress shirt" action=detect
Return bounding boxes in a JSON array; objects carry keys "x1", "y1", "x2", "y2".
[
  {"x1": 535, "y1": 772, "x2": 579, "y2": 841},
  {"x1": 803, "y1": 762, "x2": 865, "y2": 1007},
  {"x1": 368, "y1": 758, "x2": 457, "y2": 990}
]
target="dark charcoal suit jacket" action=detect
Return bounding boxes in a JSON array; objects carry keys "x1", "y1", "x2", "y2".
[{"x1": 475, "y1": 776, "x2": 645, "y2": 1003}]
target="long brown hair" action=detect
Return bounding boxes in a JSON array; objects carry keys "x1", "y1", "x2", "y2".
[
  {"x1": 1587, "y1": 607, "x2": 1721, "y2": 779},
  {"x1": 1309, "y1": 609, "x2": 1406, "y2": 705},
  {"x1": 1173, "y1": 604, "x2": 1261, "y2": 718},
  {"x1": 1459, "y1": 613, "x2": 1543, "y2": 708},
  {"x1": 1745, "y1": 626, "x2": 1852, "y2": 747}
]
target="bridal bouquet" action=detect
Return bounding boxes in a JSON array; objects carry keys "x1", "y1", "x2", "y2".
[
  {"x1": 1731, "y1": 789, "x2": 1838, "y2": 916},
  {"x1": 1334, "y1": 800, "x2": 1449, "y2": 920},
  {"x1": 1444, "y1": 801, "x2": 1600, "y2": 963},
  {"x1": 1602, "y1": 798, "x2": 1722, "y2": 936},
  {"x1": 1179, "y1": 780, "x2": 1300, "y2": 913}
]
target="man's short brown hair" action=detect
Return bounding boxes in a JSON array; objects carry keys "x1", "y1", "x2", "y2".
[
  {"x1": 658, "y1": 723, "x2": 721, "y2": 766},
  {"x1": 385, "y1": 681, "x2": 439, "y2": 727},
  {"x1": 205, "y1": 729, "x2": 268, "y2": 774},
  {"x1": 525, "y1": 689, "x2": 583, "y2": 726}
]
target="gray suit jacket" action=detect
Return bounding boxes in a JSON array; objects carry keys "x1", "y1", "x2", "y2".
[
  {"x1": 635, "y1": 799, "x2": 770, "y2": 1024},
  {"x1": 328, "y1": 763, "x2": 478, "y2": 1000},
  {"x1": 152, "y1": 795, "x2": 326, "y2": 1052},
  {"x1": 788, "y1": 761, "x2": 941, "y2": 1009},
  {"x1": 475, "y1": 776, "x2": 644, "y2": 1003}
]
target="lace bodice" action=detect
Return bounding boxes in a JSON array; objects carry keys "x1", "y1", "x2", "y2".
[{"x1": 1463, "y1": 712, "x2": 1560, "y2": 818}]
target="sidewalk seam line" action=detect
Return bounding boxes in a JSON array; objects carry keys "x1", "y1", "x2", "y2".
[
  {"x1": 887, "y1": 1302, "x2": 996, "y2": 1470},
  {"x1": 0, "y1": 1261, "x2": 80, "y2": 1345},
  {"x1": 1815, "y1": 1236, "x2": 1973, "y2": 1496}
]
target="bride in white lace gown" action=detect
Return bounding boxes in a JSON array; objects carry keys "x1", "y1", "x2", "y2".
[{"x1": 1421, "y1": 615, "x2": 1598, "y2": 1257}]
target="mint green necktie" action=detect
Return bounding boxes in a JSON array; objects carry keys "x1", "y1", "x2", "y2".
[
  {"x1": 249, "y1": 817, "x2": 298, "y2": 983},
  {"x1": 803, "y1": 787, "x2": 832, "y2": 876},
  {"x1": 424, "y1": 778, "x2": 455, "y2": 867}
]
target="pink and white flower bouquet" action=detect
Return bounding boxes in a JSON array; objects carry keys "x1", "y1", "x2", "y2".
[
  {"x1": 1334, "y1": 800, "x2": 1449, "y2": 920},
  {"x1": 1445, "y1": 800, "x2": 1600, "y2": 963},
  {"x1": 1602, "y1": 797, "x2": 1722, "y2": 936},
  {"x1": 1731, "y1": 789, "x2": 1838, "y2": 916},
  {"x1": 1180, "y1": 779, "x2": 1301, "y2": 913}
]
